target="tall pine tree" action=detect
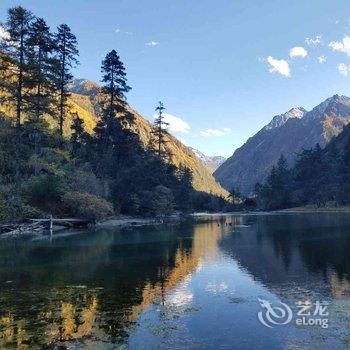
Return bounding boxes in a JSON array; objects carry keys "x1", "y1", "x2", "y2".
[
  {"x1": 53, "y1": 24, "x2": 79, "y2": 137},
  {"x1": 0, "y1": 6, "x2": 34, "y2": 182},
  {"x1": 27, "y1": 17, "x2": 55, "y2": 121},
  {"x1": 94, "y1": 50, "x2": 137, "y2": 175},
  {"x1": 0, "y1": 6, "x2": 33, "y2": 128},
  {"x1": 101, "y1": 49, "x2": 131, "y2": 117},
  {"x1": 152, "y1": 101, "x2": 170, "y2": 159}
]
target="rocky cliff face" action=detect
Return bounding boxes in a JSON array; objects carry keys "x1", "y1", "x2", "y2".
[{"x1": 214, "y1": 95, "x2": 350, "y2": 195}]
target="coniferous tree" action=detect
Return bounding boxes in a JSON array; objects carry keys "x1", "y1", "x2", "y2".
[
  {"x1": 26, "y1": 18, "x2": 56, "y2": 162},
  {"x1": 175, "y1": 165, "x2": 193, "y2": 211},
  {"x1": 53, "y1": 24, "x2": 79, "y2": 137},
  {"x1": 261, "y1": 154, "x2": 291, "y2": 209},
  {"x1": 0, "y1": 6, "x2": 34, "y2": 128},
  {"x1": 27, "y1": 17, "x2": 55, "y2": 121},
  {"x1": 0, "y1": 6, "x2": 34, "y2": 182},
  {"x1": 337, "y1": 139, "x2": 350, "y2": 204},
  {"x1": 70, "y1": 112, "x2": 90, "y2": 158},
  {"x1": 152, "y1": 101, "x2": 169, "y2": 159},
  {"x1": 101, "y1": 49, "x2": 131, "y2": 117},
  {"x1": 94, "y1": 50, "x2": 135, "y2": 172}
]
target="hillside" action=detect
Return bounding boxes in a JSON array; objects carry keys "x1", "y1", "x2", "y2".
[
  {"x1": 214, "y1": 95, "x2": 350, "y2": 195},
  {"x1": 68, "y1": 80, "x2": 228, "y2": 197}
]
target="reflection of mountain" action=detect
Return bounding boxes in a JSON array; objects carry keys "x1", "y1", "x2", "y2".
[
  {"x1": 2, "y1": 214, "x2": 349, "y2": 347},
  {"x1": 0, "y1": 220, "x2": 231, "y2": 348},
  {"x1": 219, "y1": 213, "x2": 350, "y2": 300},
  {"x1": 128, "y1": 219, "x2": 231, "y2": 321}
]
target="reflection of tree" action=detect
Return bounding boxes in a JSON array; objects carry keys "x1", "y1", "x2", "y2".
[
  {"x1": 0, "y1": 220, "x2": 229, "y2": 348},
  {"x1": 128, "y1": 220, "x2": 227, "y2": 321},
  {"x1": 43, "y1": 297, "x2": 98, "y2": 343},
  {"x1": 220, "y1": 213, "x2": 350, "y2": 299},
  {"x1": 330, "y1": 274, "x2": 350, "y2": 299}
]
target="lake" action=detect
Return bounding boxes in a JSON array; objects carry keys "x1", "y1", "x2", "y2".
[{"x1": 0, "y1": 213, "x2": 350, "y2": 349}]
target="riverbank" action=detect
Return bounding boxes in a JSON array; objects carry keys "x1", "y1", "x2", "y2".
[
  {"x1": 276, "y1": 204, "x2": 350, "y2": 213},
  {"x1": 0, "y1": 213, "x2": 186, "y2": 237},
  {"x1": 95, "y1": 213, "x2": 183, "y2": 229}
]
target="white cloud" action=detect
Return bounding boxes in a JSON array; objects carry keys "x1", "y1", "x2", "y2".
[
  {"x1": 200, "y1": 128, "x2": 231, "y2": 137},
  {"x1": 0, "y1": 26, "x2": 10, "y2": 41},
  {"x1": 290, "y1": 46, "x2": 308, "y2": 58},
  {"x1": 338, "y1": 63, "x2": 350, "y2": 76},
  {"x1": 146, "y1": 41, "x2": 159, "y2": 46},
  {"x1": 305, "y1": 35, "x2": 322, "y2": 46},
  {"x1": 267, "y1": 56, "x2": 291, "y2": 77},
  {"x1": 317, "y1": 55, "x2": 327, "y2": 63},
  {"x1": 115, "y1": 28, "x2": 133, "y2": 35},
  {"x1": 329, "y1": 36, "x2": 350, "y2": 56},
  {"x1": 153, "y1": 113, "x2": 190, "y2": 133}
]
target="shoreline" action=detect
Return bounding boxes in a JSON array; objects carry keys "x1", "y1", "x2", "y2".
[
  {"x1": 0, "y1": 213, "x2": 186, "y2": 237},
  {"x1": 3, "y1": 207, "x2": 350, "y2": 237}
]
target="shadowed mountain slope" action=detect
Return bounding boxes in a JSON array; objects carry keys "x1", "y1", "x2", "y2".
[{"x1": 214, "y1": 95, "x2": 350, "y2": 195}]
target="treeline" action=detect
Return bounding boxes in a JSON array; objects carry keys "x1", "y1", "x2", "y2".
[
  {"x1": 255, "y1": 124, "x2": 350, "y2": 210},
  {"x1": 0, "y1": 6, "x2": 226, "y2": 223}
]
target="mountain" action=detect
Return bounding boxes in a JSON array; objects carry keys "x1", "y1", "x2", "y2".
[
  {"x1": 68, "y1": 79, "x2": 228, "y2": 197},
  {"x1": 188, "y1": 148, "x2": 226, "y2": 173},
  {"x1": 214, "y1": 95, "x2": 350, "y2": 195}
]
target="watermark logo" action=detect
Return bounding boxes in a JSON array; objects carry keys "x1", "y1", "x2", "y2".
[
  {"x1": 258, "y1": 298, "x2": 293, "y2": 328},
  {"x1": 258, "y1": 298, "x2": 329, "y2": 329}
]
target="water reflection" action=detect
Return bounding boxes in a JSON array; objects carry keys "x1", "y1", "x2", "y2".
[
  {"x1": 0, "y1": 220, "x2": 230, "y2": 348},
  {"x1": 0, "y1": 214, "x2": 349, "y2": 348},
  {"x1": 219, "y1": 213, "x2": 350, "y2": 300}
]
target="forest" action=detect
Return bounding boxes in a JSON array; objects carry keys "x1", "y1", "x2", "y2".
[
  {"x1": 0, "y1": 6, "x2": 229, "y2": 223},
  {"x1": 255, "y1": 124, "x2": 350, "y2": 210}
]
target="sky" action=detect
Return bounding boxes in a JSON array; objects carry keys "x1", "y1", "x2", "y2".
[{"x1": 2, "y1": 0, "x2": 350, "y2": 157}]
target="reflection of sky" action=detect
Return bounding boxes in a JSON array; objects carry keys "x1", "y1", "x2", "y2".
[
  {"x1": 128, "y1": 215, "x2": 350, "y2": 349},
  {"x1": 166, "y1": 278, "x2": 193, "y2": 307}
]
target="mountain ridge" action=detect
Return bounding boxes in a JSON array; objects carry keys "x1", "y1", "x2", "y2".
[
  {"x1": 188, "y1": 147, "x2": 226, "y2": 173},
  {"x1": 68, "y1": 79, "x2": 228, "y2": 197},
  {"x1": 214, "y1": 95, "x2": 350, "y2": 195}
]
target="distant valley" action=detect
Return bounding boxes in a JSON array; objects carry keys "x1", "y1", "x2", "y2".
[{"x1": 188, "y1": 148, "x2": 226, "y2": 173}]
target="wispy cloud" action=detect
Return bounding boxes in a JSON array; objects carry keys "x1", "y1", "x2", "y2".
[
  {"x1": 267, "y1": 56, "x2": 291, "y2": 77},
  {"x1": 146, "y1": 41, "x2": 159, "y2": 46},
  {"x1": 317, "y1": 55, "x2": 327, "y2": 63},
  {"x1": 329, "y1": 36, "x2": 350, "y2": 56},
  {"x1": 290, "y1": 46, "x2": 308, "y2": 58},
  {"x1": 305, "y1": 35, "x2": 322, "y2": 46},
  {"x1": 154, "y1": 113, "x2": 190, "y2": 133},
  {"x1": 200, "y1": 128, "x2": 231, "y2": 137},
  {"x1": 338, "y1": 63, "x2": 350, "y2": 76},
  {"x1": 115, "y1": 28, "x2": 133, "y2": 35}
]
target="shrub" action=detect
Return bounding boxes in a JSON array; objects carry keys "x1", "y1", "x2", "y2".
[
  {"x1": 67, "y1": 168, "x2": 106, "y2": 197},
  {"x1": 150, "y1": 185, "x2": 174, "y2": 216},
  {"x1": 0, "y1": 196, "x2": 43, "y2": 223},
  {"x1": 62, "y1": 191, "x2": 114, "y2": 221},
  {"x1": 25, "y1": 175, "x2": 65, "y2": 207}
]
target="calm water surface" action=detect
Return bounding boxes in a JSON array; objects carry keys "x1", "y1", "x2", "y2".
[{"x1": 1, "y1": 213, "x2": 350, "y2": 349}]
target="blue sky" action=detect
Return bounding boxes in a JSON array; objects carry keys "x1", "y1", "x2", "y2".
[{"x1": 2, "y1": 0, "x2": 350, "y2": 157}]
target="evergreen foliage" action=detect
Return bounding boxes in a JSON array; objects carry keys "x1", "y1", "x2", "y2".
[
  {"x1": 0, "y1": 6, "x2": 228, "y2": 222},
  {"x1": 152, "y1": 101, "x2": 170, "y2": 159},
  {"x1": 53, "y1": 23, "x2": 79, "y2": 137},
  {"x1": 256, "y1": 126, "x2": 350, "y2": 209}
]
